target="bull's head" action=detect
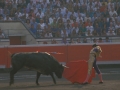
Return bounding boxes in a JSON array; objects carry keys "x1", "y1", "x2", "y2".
[{"x1": 55, "y1": 64, "x2": 69, "y2": 78}]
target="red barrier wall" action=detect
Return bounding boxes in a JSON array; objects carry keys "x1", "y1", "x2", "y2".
[
  {"x1": 0, "y1": 44, "x2": 120, "y2": 68},
  {"x1": 0, "y1": 46, "x2": 8, "y2": 68},
  {"x1": 6, "y1": 45, "x2": 68, "y2": 68},
  {"x1": 67, "y1": 44, "x2": 120, "y2": 61}
]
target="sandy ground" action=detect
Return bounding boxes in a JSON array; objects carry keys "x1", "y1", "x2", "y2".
[{"x1": 0, "y1": 68, "x2": 120, "y2": 90}]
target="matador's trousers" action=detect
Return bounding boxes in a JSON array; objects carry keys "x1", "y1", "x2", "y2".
[{"x1": 88, "y1": 54, "x2": 101, "y2": 75}]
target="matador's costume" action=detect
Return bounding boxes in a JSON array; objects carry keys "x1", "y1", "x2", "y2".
[{"x1": 83, "y1": 44, "x2": 103, "y2": 84}]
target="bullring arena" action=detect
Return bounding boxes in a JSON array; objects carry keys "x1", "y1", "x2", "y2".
[
  {"x1": 0, "y1": 68, "x2": 120, "y2": 90},
  {"x1": 0, "y1": 44, "x2": 120, "y2": 90},
  {"x1": 0, "y1": 0, "x2": 120, "y2": 90}
]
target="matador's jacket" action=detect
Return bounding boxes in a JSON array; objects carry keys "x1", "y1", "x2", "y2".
[{"x1": 88, "y1": 46, "x2": 102, "y2": 75}]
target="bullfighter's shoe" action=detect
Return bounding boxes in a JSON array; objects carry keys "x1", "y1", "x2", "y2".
[
  {"x1": 99, "y1": 81, "x2": 103, "y2": 84},
  {"x1": 82, "y1": 82, "x2": 89, "y2": 85}
]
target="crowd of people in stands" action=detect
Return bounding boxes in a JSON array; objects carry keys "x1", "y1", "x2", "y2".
[{"x1": 0, "y1": 0, "x2": 120, "y2": 43}]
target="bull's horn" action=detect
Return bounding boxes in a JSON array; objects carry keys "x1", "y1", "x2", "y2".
[{"x1": 62, "y1": 65, "x2": 69, "y2": 68}]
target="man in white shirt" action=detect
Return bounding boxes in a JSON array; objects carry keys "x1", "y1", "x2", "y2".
[
  {"x1": 36, "y1": 9, "x2": 44, "y2": 18},
  {"x1": 60, "y1": 5, "x2": 67, "y2": 15},
  {"x1": 39, "y1": 19, "x2": 45, "y2": 30},
  {"x1": 76, "y1": 14, "x2": 84, "y2": 23},
  {"x1": 115, "y1": 22, "x2": 120, "y2": 30},
  {"x1": 49, "y1": 15, "x2": 55, "y2": 24},
  {"x1": 107, "y1": 29, "x2": 116, "y2": 36},
  {"x1": 109, "y1": 8, "x2": 117, "y2": 17},
  {"x1": 15, "y1": 10, "x2": 22, "y2": 18},
  {"x1": 86, "y1": 23, "x2": 94, "y2": 33},
  {"x1": 84, "y1": 14, "x2": 91, "y2": 22},
  {"x1": 0, "y1": 28, "x2": 5, "y2": 38}
]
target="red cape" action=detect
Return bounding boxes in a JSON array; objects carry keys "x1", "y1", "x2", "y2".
[{"x1": 62, "y1": 60, "x2": 96, "y2": 84}]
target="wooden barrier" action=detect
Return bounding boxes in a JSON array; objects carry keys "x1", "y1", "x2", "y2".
[
  {"x1": 67, "y1": 44, "x2": 120, "y2": 61},
  {"x1": 0, "y1": 44, "x2": 120, "y2": 68},
  {"x1": 0, "y1": 46, "x2": 8, "y2": 68}
]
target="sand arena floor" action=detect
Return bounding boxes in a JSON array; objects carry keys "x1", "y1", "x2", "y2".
[{"x1": 0, "y1": 68, "x2": 120, "y2": 90}]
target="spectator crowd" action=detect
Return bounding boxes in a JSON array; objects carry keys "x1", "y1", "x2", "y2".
[{"x1": 0, "y1": 0, "x2": 120, "y2": 43}]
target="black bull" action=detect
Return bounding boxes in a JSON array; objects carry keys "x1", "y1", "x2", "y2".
[{"x1": 9, "y1": 52, "x2": 68, "y2": 86}]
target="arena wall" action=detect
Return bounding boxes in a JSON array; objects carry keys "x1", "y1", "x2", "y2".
[
  {"x1": 0, "y1": 21, "x2": 36, "y2": 45},
  {"x1": 0, "y1": 43, "x2": 120, "y2": 68}
]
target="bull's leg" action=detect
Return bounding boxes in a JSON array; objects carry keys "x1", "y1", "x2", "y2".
[
  {"x1": 9, "y1": 68, "x2": 18, "y2": 86},
  {"x1": 50, "y1": 72, "x2": 56, "y2": 84},
  {"x1": 36, "y1": 72, "x2": 41, "y2": 85},
  {"x1": 10, "y1": 63, "x2": 23, "y2": 86}
]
